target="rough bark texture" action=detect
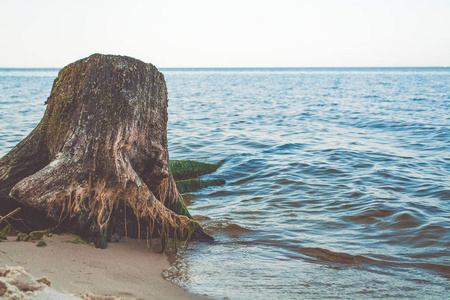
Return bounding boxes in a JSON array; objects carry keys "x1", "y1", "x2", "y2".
[{"x1": 0, "y1": 54, "x2": 205, "y2": 247}]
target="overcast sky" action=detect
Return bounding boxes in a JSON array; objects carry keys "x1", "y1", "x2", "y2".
[{"x1": 1, "y1": 0, "x2": 449, "y2": 68}]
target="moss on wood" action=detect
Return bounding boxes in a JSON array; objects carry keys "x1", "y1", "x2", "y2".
[
  {"x1": 169, "y1": 160, "x2": 224, "y2": 181},
  {"x1": 169, "y1": 159, "x2": 225, "y2": 193}
]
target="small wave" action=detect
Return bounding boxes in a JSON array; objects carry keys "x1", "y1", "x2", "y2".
[
  {"x1": 291, "y1": 245, "x2": 450, "y2": 275},
  {"x1": 411, "y1": 263, "x2": 450, "y2": 275},
  {"x1": 262, "y1": 143, "x2": 306, "y2": 154},
  {"x1": 231, "y1": 175, "x2": 259, "y2": 185},
  {"x1": 274, "y1": 178, "x2": 299, "y2": 185},
  {"x1": 344, "y1": 215, "x2": 380, "y2": 225},
  {"x1": 408, "y1": 224, "x2": 450, "y2": 248},
  {"x1": 300, "y1": 247, "x2": 375, "y2": 264},
  {"x1": 345, "y1": 191, "x2": 364, "y2": 198},
  {"x1": 382, "y1": 211, "x2": 426, "y2": 229},
  {"x1": 352, "y1": 163, "x2": 374, "y2": 168},
  {"x1": 203, "y1": 221, "x2": 254, "y2": 237},
  {"x1": 192, "y1": 215, "x2": 211, "y2": 222},
  {"x1": 380, "y1": 186, "x2": 405, "y2": 192},
  {"x1": 414, "y1": 186, "x2": 450, "y2": 200}
]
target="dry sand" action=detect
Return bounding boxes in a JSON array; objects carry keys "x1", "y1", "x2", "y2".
[{"x1": 0, "y1": 234, "x2": 208, "y2": 299}]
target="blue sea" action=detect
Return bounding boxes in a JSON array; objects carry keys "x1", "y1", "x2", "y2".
[{"x1": 1, "y1": 67, "x2": 449, "y2": 299}]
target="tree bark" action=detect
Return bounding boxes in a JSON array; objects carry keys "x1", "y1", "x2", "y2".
[{"x1": 0, "y1": 54, "x2": 208, "y2": 248}]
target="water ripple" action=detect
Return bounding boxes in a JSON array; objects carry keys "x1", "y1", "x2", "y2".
[{"x1": 2, "y1": 68, "x2": 449, "y2": 299}]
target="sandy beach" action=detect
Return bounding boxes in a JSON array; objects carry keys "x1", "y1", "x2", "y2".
[{"x1": 0, "y1": 234, "x2": 208, "y2": 299}]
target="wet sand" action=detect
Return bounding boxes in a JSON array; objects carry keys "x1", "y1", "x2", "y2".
[{"x1": 0, "y1": 234, "x2": 208, "y2": 299}]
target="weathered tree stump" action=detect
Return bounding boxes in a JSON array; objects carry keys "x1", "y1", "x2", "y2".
[{"x1": 0, "y1": 54, "x2": 209, "y2": 248}]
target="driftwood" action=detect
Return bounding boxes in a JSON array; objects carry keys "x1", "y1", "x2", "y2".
[
  {"x1": 0, "y1": 54, "x2": 211, "y2": 248},
  {"x1": 0, "y1": 208, "x2": 21, "y2": 225}
]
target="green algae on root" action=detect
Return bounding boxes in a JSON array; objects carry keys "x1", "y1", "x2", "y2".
[
  {"x1": 170, "y1": 158, "x2": 226, "y2": 194},
  {"x1": 169, "y1": 160, "x2": 224, "y2": 181},
  {"x1": 174, "y1": 195, "x2": 194, "y2": 219},
  {"x1": 16, "y1": 229, "x2": 51, "y2": 241},
  {"x1": 29, "y1": 230, "x2": 51, "y2": 240},
  {"x1": 175, "y1": 179, "x2": 226, "y2": 193},
  {"x1": 0, "y1": 224, "x2": 12, "y2": 240},
  {"x1": 97, "y1": 226, "x2": 108, "y2": 249},
  {"x1": 36, "y1": 240, "x2": 47, "y2": 247},
  {"x1": 68, "y1": 235, "x2": 95, "y2": 247}
]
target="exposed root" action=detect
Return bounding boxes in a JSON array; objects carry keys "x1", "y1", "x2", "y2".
[{"x1": 45, "y1": 175, "x2": 194, "y2": 248}]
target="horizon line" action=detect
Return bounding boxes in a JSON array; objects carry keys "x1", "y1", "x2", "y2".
[{"x1": 0, "y1": 66, "x2": 448, "y2": 70}]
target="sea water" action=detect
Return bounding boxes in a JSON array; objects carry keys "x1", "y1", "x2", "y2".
[{"x1": 0, "y1": 67, "x2": 449, "y2": 299}]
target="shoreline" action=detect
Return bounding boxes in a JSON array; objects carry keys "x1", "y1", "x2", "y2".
[{"x1": 0, "y1": 234, "x2": 208, "y2": 299}]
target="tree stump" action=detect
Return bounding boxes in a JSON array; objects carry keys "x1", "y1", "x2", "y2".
[{"x1": 0, "y1": 54, "x2": 209, "y2": 248}]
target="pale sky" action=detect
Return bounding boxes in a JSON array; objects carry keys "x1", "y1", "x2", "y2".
[{"x1": 1, "y1": 0, "x2": 449, "y2": 68}]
